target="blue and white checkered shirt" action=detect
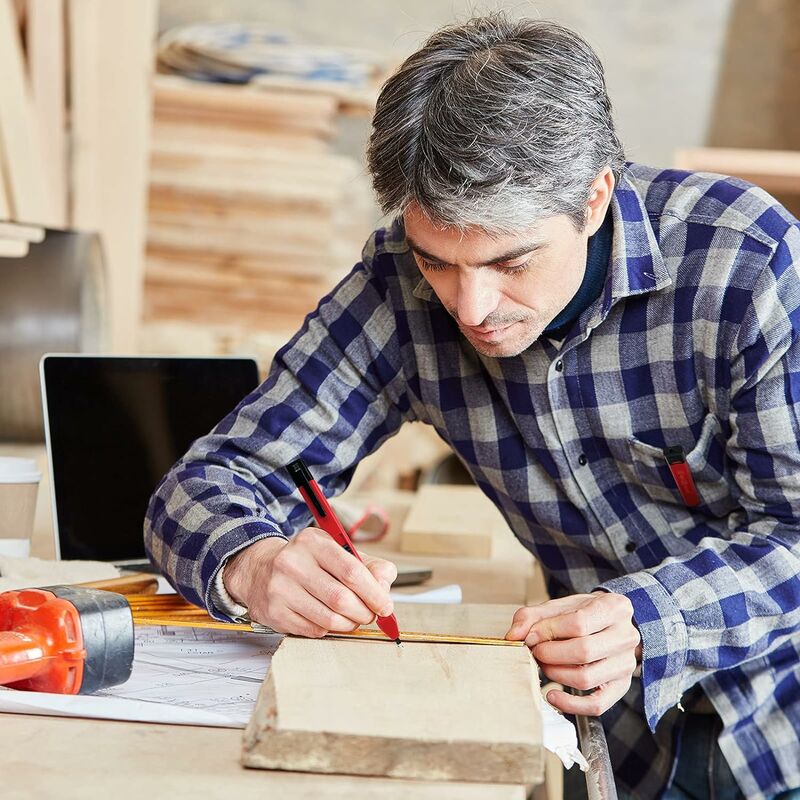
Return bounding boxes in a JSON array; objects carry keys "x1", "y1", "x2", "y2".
[{"x1": 145, "y1": 162, "x2": 800, "y2": 799}]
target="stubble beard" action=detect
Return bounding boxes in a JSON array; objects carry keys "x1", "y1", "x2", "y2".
[
  {"x1": 463, "y1": 320, "x2": 544, "y2": 357},
  {"x1": 451, "y1": 306, "x2": 559, "y2": 358}
]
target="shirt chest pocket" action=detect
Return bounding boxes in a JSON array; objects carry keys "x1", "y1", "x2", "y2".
[{"x1": 627, "y1": 413, "x2": 736, "y2": 519}]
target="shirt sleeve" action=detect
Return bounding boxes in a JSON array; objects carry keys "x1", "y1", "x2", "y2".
[
  {"x1": 600, "y1": 223, "x2": 800, "y2": 731},
  {"x1": 143, "y1": 236, "x2": 415, "y2": 619}
]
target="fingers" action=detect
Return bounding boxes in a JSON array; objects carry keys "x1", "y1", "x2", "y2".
[
  {"x1": 317, "y1": 535, "x2": 394, "y2": 617},
  {"x1": 540, "y1": 651, "x2": 638, "y2": 693},
  {"x1": 526, "y1": 603, "x2": 617, "y2": 647},
  {"x1": 267, "y1": 607, "x2": 328, "y2": 639},
  {"x1": 304, "y1": 569, "x2": 375, "y2": 626},
  {"x1": 520, "y1": 593, "x2": 634, "y2": 647},
  {"x1": 531, "y1": 624, "x2": 640, "y2": 665},
  {"x1": 362, "y1": 553, "x2": 398, "y2": 591},
  {"x1": 286, "y1": 589, "x2": 362, "y2": 633},
  {"x1": 545, "y1": 678, "x2": 631, "y2": 716},
  {"x1": 505, "y1": 599, "x2": 580, "y2": 640}
]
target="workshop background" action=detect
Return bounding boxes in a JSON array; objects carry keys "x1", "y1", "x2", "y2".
[{"x1": 2, "y1": 0, "x2": 799, "y2": 531}]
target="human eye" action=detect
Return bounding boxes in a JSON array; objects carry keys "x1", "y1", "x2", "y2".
[
  {"x1": 418, "y1": 259, "x2": 449, "y2": 272},
  {"x1": 497, "y1": 259, "x2": 531, "y2": 275}
]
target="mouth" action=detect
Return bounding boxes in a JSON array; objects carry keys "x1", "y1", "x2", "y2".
[{"x1": 463, "y1": 322, "x2": 518, "y2": 342}]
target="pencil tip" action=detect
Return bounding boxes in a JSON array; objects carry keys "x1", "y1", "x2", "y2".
[{"x1": 395, "y1": 638, "x2": 402, "y2": 645}]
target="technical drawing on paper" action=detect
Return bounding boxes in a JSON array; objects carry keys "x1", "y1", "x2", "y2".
[{"x1": 97, "y1": 625, "x2": 282, "y2": 726}]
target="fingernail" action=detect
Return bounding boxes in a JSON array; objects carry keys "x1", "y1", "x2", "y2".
[
  {"x1": 546, "y1": 691, "x2": 556, "y2": 705},
  {"x1": 379, "y1": 604, "x2": 394, "y2": 617}
]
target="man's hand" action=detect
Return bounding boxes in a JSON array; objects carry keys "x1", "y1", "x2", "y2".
[
  {"x1": 223, "y1": 529, "x2": 397, "y2": 638},
  {"x1": 505, "y1": 592, "x2": 641, "y2": 716}
]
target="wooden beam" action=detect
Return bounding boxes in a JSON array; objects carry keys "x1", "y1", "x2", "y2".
[
  {"x1": 243, "y1": 636, "x2": 543, "y2": 784},
  {"x1": 0, "y1": 161, "x2": 10, "y2": 219},
  {"x1": 68, "y1": 0, "x2": 157, "y2": 352},
  {"x1": 0, "y1": 237, "x2": 29, "y2": 257},
  {"x1": 26, "y1": 0, "x2": 67, "y2": 227},
  {"x1": 675, "y1": 147, "x2": 800, "y2": 194},
  {"x1": 400, "y1": 485, "x2": 512, "y2": 558},
  {"x1": 0, "y1": 220, "x2": 44, "y2": 242},
  {"x1": 0, "y1": 0, "x2": 56, "y2": 224}
]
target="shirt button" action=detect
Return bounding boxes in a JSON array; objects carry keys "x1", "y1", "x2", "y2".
[
  {"x1": 555, "y1": 360, "x2": 564, "y2": 372},
  {"x1": 625, "y1": 541, "x2": 637, "y2": 553},
  {"x1": 578, "y1": 453, "x2": 588, "y2": 466}
]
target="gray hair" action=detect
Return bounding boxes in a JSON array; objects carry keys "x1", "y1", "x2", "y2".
[{"x1": 367, "y1": 14, "x2": 625, "y2": 233}]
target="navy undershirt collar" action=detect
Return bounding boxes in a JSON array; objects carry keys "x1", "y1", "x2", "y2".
[{"x1": 542, "y1": 210, "x2": 613, "y2": 340}]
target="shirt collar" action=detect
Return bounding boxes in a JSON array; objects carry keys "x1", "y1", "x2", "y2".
[{"x1": 602, "y1": 167, "x2": 672, "y2": 314}]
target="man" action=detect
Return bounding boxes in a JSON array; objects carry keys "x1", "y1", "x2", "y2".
[{"x1": 145, "y1": 15, "x2": 800, "y2": 800}]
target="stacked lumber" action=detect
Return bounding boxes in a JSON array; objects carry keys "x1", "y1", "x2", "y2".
[
  {"x1": 142, "y1": 72, "x2": 378, "y2": 353},
  {"x1": 156, "y1": 21, "x2": 382, "y2": 91}
]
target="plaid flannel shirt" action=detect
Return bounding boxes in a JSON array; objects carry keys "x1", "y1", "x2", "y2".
[{"x1": 145, "y1": 162, "x2": 800, "y2": 799}]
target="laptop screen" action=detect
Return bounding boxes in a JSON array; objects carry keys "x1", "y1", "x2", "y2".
[{"x1": 41, "y1": 356, "x2": 260, "y2": 561}]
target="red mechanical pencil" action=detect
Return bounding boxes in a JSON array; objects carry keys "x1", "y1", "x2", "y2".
[
  {"x1": 287, "y1": 458, "x2": 401, "y2": 643},
  {"x1": 663, "y1": 445, "x2": 700, "y2": 507}
]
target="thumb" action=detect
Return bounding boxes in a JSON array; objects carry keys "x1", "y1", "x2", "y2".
[{"x1": 362, "y1": 554, "x2": 397, "y2": 590}]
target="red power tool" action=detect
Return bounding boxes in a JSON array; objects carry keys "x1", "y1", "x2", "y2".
[{"x1": 0, "y1": 585, "x2": 134, "y2": 694}]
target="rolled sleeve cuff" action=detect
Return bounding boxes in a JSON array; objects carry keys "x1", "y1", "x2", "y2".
[
  {"x1": 199, "y1": 521, "x2": 288, "y2": 622},
  {"x1": 599, "y1": 571, "x2": 688, "y2": 731},
  {"x1": 211, "y1": 564, "x2": 250, "y2": 622}
]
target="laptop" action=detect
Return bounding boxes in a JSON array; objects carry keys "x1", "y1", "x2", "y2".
[{"x1": 40, "y1": 354, "x2": 259, "y2": 568}]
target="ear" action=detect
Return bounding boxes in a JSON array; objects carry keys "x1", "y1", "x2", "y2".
[{"x1": 584, "y1": 167, "x2": 615, "y2": 236}]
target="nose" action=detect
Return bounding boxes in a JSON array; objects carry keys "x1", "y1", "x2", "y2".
[{"x1": 455, "y1": 269, "x2": 500, "y2": 327}]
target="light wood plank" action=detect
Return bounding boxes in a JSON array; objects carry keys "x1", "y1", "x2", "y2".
[
  {"x1": 675, "y1": 147, "x2": 800, "y2": 194},
  {"x1": 27, "y1": 0, "x2": 67, "y2": 227},
  {"x1": 362, "y1": 602, "x2": 521, "y2": 640},
  {"x1": 0, "y1": 0, "x2": 56, "y2": 224},
  {"x1": 68, "y1": 0, "x2": 157, "y2": 352},
  {"x1": 0, "y1": 220, "x2": 45, "y2": 241},
  {"x1": 0, "y1": 164, "x2": 10, "y2": 218},
  {"x1": 0, "y1": 237, "x2": 29, "y2": 257},
  {"x1": 243, "y1": 636, "x2": 543, "y2": 784},
  {"x1": 400, "y1": 485, "x2": 512, "y2": 558}
]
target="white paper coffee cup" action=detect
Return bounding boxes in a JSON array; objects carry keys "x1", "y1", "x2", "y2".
[{"x1": 0, "y1": 457, "x2": 42, "y2": 558}]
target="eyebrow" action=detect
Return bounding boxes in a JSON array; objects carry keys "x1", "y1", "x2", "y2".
[{"x1": 405, "y1": 236, "x2": 544, "y2": 267}]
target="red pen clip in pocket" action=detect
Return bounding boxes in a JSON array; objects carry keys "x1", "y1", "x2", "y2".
[{"x1": 663, "y1": 445, "x2": 700, "y2": 507}]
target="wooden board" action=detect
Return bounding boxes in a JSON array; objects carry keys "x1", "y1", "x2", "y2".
[
  {"x1": 27, "y1": 0, "x2": 68, "y2": 227},
  {"x1": 0, "y1": 0, "x2": 55, "y2": 224},
  {"x1": 400, "y1": 485, "x2": 513, "y2": 558},
  {"x1": 362, "y1": 602, "x2": 521, "y2": 640},
  {"x1": 242, "y1": 636, "x2": 543, "y2": 785},
  {"x1": 68, "y1": 0, "x2": 157, "y2": 352},
  {"x1": 674, "y1": 147, "x2": 800, "y2": 194}
]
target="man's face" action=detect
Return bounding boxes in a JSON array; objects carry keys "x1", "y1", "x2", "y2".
[{"x1": 404, "y1": 207, "x2": 589, "y2": 358}]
